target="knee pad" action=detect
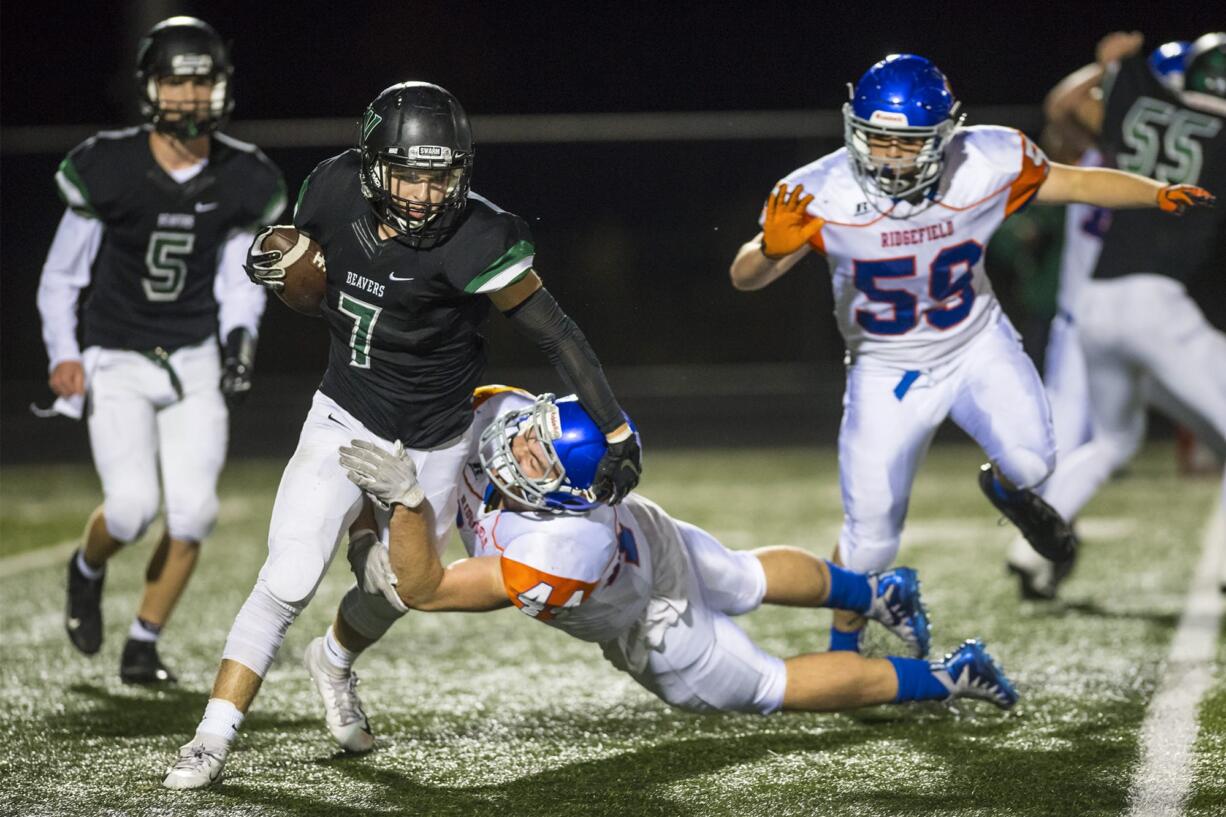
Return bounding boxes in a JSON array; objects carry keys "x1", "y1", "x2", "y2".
[
  {"x1": 221, "y1": 580, "x2": 303, "y2": 679},
  {"x1": 837, "y1": 525, "x2": 901, "y2": 574},
  {"x1": 997, "y1": 446, "x2": 1056, "y2": 491},
  {"x1": 103, "y1": 492, "x2": 160, "y2": 543},
  {"x1": 339, "y1": 583, "x2": 408, "y2": 641},
  {"x1": 259, "y1": 533, "x2": 338, "y2": 606},
  {"x1": 165, "y1": 492, "x2": 219, "y2": 543}
]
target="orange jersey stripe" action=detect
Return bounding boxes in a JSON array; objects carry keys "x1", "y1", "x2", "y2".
[
  {"x1": 500, "y1": 557, "x2": 597, "y2": 621},
  {"x1": 1005, "y1": 132, "x2": 1050, "y2": 217},
  {"x1": 472, "y1": 384, "x2": 534, "y2": 410}
]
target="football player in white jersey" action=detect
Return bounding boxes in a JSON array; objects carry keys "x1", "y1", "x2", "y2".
[{"x1": 729, "y1": 54, "x2": 1214, "y2": 650}]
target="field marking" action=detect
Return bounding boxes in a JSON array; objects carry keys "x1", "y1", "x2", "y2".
[
  {"x1": 0, "y1": 538, "x2": 77, "y2": 579},
  {"x1": 1125, "y1": 501, "x2": 1225, "y2": 817}
]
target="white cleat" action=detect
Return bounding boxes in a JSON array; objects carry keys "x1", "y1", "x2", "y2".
[
  {"x1": 162, "y1": 733, "x2": 228, "y2": 789},
  {"x1": 303, "y1": 636, "x2": 375, "y2": 753}
]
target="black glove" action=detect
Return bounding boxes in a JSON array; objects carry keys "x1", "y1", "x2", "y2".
[
  {"x1": 220, "y1": 328, "x2": 257, "y2": 410},
  {"x1": 244, "y1": 227, "x2": 286, "y2": 292},
  {"x1": 591, "y1": 434, "x2": 642, "y2": 505}
]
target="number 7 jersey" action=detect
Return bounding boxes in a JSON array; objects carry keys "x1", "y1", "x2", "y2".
[{"x1": 774, "y1": 125, "x2": 1049, "y2": 365}]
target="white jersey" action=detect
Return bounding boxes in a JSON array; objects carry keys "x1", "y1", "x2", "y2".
[
  {"x1": 456, "y1": 388, "x2": 690, "y2": 662},
  {"x1": 1056, "y1": 148, "x2": 1107, "y2": 315},
  {"x1": 776, "y1": 126, "x2": 1049, "y2": 366}
]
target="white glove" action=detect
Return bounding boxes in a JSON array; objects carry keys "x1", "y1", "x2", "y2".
[
  {"x1": 346, "y1": 529, "x2": 409, "y2": 613},
  {"x1": 339, "y1": 439, "x2": 426, "y2": 510}
]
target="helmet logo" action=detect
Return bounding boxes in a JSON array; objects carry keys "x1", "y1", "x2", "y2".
[
  {"x1": 407, "y1": 145, "x2": 453, "y2": 162},
  {"x1": 170, "y1": 53, "x2": 213, "y2": 75},
  {"x1": 361, "y1": 109, "x2": 383, "y2": 142},
  {"x1": 869, "y1": 110, "x2": 909, "y2": 126}
]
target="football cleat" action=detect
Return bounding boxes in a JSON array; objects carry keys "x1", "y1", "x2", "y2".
[
  {"x1": 1006, "y1": 535, "x2": 1076, "y2": 601},
  {"x1": 163, "y1": 733, "x2": 228, "y2": 790},
  {"x1": 303, "y1": 637, "x2": 375, "y2": 753},
  {"x1": 978, "y1": 464, "x2": 1078, "y2": 562},
  {"x1": 65, "y1": 550, "x2": 104, "y2": 655},
  {"x1": 120, "y1": 638, "x2": 178, "y2": 684},
  {"x1": 866, "y1": 567, "x2": 931, "y2": 658},
  {"x1": 933, "y1": 639, "x2": 1019, "y2": 710}
]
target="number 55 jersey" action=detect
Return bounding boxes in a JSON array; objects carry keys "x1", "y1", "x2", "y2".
[{"x1": 774, "y1": 125, "x2": 1049, "y2": 365}]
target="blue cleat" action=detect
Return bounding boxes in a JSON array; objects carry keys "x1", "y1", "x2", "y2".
[
  {"x1": 866, "y1": 567, "x2": 931, "y2": 658},
  {"x1": 933, "y1": 639, "x2": 1018, "y2": 710}
]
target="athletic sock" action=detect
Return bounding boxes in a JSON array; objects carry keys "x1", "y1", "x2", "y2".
[
  {"x1": 197, "y1": 698, "x2": 244, "y2": 744},
  {"x1": 323, "y1": 625, "x2": 356, "y2": 674},
  {"x1": 888, "y1": 656, "x2": 950, "y2": 702},
  {"x1": 128, "y1": 617, "x2": 162, "y2": 643},
  {"x1": 823, "y1": 560, "x2": 872, "y2": 613},
  {"x1": 829, "y1": 627, "x2": 863, "y2": 653},
  {"x1": 76, "y1": 550, "x2": 104, "y2": 580}
]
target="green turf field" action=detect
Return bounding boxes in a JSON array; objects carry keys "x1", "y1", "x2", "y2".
[{"x1": 1, "y1": 443, "x2": 1222, "y2": 817}]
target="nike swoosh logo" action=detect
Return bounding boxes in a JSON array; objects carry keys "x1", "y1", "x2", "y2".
[
  {"x1": 388, "y1": 273, "x2": 415, "y2": 282},
  {"x1": 195, "y1": 202, "x2": 219, "y2": 213}
]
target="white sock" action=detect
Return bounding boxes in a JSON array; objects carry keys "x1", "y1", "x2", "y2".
[
  {"x1": 76, "y1": 550, "x2": 103, "y2": 580},
  {"x1": 128, "y1": 617, "x2": 161, "y2": 643},
  {"x1": 323, "y1": 625, "x2": 356, "y2": 673},
  {"x1": 197, "y1": 698, "x2": 244, "y2": 744}
]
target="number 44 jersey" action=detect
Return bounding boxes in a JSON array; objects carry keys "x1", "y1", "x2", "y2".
[{"x1": 773, "y1": 125, "x2": 1048, "y2": 366}]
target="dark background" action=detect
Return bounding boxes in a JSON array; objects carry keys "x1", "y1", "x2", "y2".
[{"x1": 3, "y1": 1, "x2": 1222, "y2": 461}]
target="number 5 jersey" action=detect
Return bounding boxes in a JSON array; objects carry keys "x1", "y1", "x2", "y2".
[{"x1": 771, "y1": 125, "x2": 1049, "y2": 366}]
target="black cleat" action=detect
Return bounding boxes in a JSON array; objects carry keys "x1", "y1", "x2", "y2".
[
  {"x1": 978, "y1": 464, "x2": 1078, "y2": 562},
  {"x1": 65, "y1": 549, "x2": 104, "y2": 655},
  {"x1": 120, "y1": 638, "x2": 178, "y2": 684}
]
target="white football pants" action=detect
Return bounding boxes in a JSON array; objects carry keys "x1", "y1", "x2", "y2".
[
  {"x1": 838, "y1": 312, "x2": 1056, "y2": 572},
  {"x1": 86, "y1": 339, "x2": 228, "y2": 543},
  {"x1": 221, "y1": 391, "x2": 469, "y2": 677},
  {"x1": 1044, "y1": 311, "x2": 1093, "y2": 460},
  {"x1": 1041, "y1": 276, "x2": 1226, "y2": 521}
]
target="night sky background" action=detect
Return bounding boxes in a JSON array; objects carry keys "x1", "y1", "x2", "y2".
[{"x1": 2, "y1": 1, "x2": 1222, "y2": 459}]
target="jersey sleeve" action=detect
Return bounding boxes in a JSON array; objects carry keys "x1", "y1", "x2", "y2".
[
  {"x1": 446, "y1": 211, "x2": 536, "y2": 295},
  {"x1": 240, "y1": 149, "x2": 288, "y2": 231},
  {"x1": 54, "y1": 138, "x2": 108, "y2": 221},
  {"x1": 1004, "y1": 130, "x2": 1051, "y2": 216},
  {"x1": 499, "y1": 532, "x2": 604, "y2": 621},
  {"x1": 293, "y1": 154, "x2": 344, "y2": 239}
]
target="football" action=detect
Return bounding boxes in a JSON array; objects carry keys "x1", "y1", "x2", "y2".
[{"x1": 257, "y1": 225, "x2": 327, "y2": 316}]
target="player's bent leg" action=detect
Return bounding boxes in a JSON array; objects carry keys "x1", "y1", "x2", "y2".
[{"x1": 121, "y1": 532, "x2": 199, "y2": 684}]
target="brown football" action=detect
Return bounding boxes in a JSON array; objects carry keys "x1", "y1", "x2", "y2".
[{"x1": 258, "y1": 225, "x2": 326, "y2": 317}]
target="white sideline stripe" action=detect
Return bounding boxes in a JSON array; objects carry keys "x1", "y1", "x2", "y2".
[
  {"x1": 0, "y1": 539, "x2": 78, "y2": 579},
  {"x1": 1125, "y1": 502, "x2": 1225, "y2": 817}
]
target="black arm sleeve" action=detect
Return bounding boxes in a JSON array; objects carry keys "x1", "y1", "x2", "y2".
[{"x1": 504, "y1": 287, "x2": 625, "y2": 435}]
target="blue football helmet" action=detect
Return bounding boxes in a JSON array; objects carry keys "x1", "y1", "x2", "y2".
[
  {"x1": 843, "y1": 54, "x2": 964, "y2": 202},
  {"x1": 478, "y1": 393, "x2": 638, "y2": 514},
  {"x1": 1148, "y1": 40, "x2": 1191, "y2": 89}
]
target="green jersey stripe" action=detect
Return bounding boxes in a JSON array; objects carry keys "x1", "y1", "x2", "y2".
[
  {"x1": 464, "y1": 240, "x2": 535, "y2": 294},
  {"x1": 55, "y1": 157, "x2": 97, "y2": 218},
  {"x1": 470, "y1": 257, "x2": 534, "y2": 294},
  {"x1": 293, "y1": 177, "x2": 311, "y2": 221},
  {"x1": 259, "y1": 176, "x2": 289, "y2": 225}
]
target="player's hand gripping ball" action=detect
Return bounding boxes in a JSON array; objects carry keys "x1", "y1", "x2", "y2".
[
  {"x1": 245, "y1": 225, "x2": 327, "y2": 316},
  {"x1": 1157, "y1": 184, "x2": 1216, "y2": 215},
  {"x1": 761, "y1": 183, "x2": 824, "y2": 258}
]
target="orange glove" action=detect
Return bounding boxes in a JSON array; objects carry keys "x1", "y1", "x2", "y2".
[
  {"x1": 761, "y1": 183, "x2": 823, "y2": 258},
  {"x1": 1157, "y1": 184, "x2": 1216, "y2": 214}
]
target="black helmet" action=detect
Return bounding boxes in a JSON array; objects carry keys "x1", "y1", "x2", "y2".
[
  {"x1": 136, "y1": 16, "x2": 233, "y2": 139},
  {"x1": 358, "y1": 82, "x2": 475, "y2": 248},
  {"x1": 1184, "y1": 32, "x2": 1226, "y2": 99}
]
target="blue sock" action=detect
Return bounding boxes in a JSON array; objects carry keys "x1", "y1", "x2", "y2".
[
  {"x1": 888, "y1": 656, "x2": 949, "y2": 702},
  {"x1": 823, "y1": 560, "x2": 872, "y2": 613},
  {"x1": 829, "y1": 627, "x2": 863, "y2": 652}
]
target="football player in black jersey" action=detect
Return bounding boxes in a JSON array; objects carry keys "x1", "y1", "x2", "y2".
[
  {"x1": 36, "y1": 17, "x2": 285, "y2": 684},
  {"x1": 1019, "y1": 31, "x2": 1225, "y2": 598},
  {"x1": 165, "y1": 82, "x2": 641, "y2": 788}
]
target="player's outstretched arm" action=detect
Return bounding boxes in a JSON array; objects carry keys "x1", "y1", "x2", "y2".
[
  {"x1": 730, "y1": 183, "x2": 821, "y2": 291},
  {"x1": 1036, "y1": 163, "x2": 1216, "y2": 213},
  {"x1": 387, "y1": 507, "x2": 508, "y2": 612},
  {"x1": 492, "y1": 273, "x2": 642, "y2": 504}
]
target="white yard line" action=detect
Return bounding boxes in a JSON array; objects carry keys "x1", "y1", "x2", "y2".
[
  {"x1": 0, "y1": 539, "x2": 78, "y2": 579},
  {"x1": 1126, "y1": 502, "x2": 1225, "y2": 817}
]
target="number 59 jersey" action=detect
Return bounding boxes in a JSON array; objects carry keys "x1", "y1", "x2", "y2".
[{"x1": 774, "y1": 126, "x2": 1049, "y2": 366}]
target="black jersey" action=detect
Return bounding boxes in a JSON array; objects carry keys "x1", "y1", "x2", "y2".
[
  {"x1": 293, "y1": 150, "x2": 536, "y2": 448},
  {"x1": 1094, "y1": 54, "x2": 1226, "y2": 287},
  {"x1": 55, "y1": 126, "x2": 286, "y2": 351}
]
